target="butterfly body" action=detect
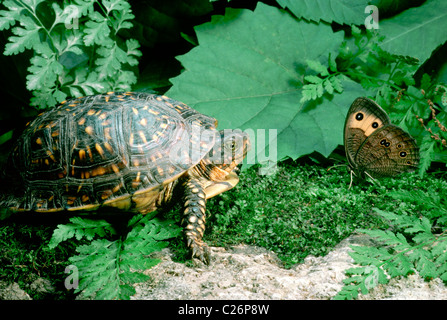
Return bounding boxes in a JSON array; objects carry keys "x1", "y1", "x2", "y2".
[{"x1": 344, "y1": 97, "x2": 419, "y2": 182}]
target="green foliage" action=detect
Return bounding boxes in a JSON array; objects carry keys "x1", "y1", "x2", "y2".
[
  {"x1": 300, "y1": 59, "x2": 344, "y2": 103},
  {"x1": 49, "y1": 215, "x2": 181, "y2": 300},
  {"x1": 378, "y1": 0, "x2": 447, "y2": 63},
  {"x1": 167, "y1": 3, "x2": 366, "y2": 162},
  {"x1": 387, "y1": 189, "x2": 447, "y2": 224},
  {"x1": 0, "y1": 130, "x2": 13, "y2": 146},
  {"x1": 0, "y1": 0, "x2": 141, "y2": 109},
  {"x1": 165, "y1": 1, "x2": 447, "y2": 174},
  {"x1": 334, "y1": 191, "x2": 447, "y2": 300},
  {"x1": 277, "y1": 0, "x2": 370, "y2": 24},
  {"x1": 48, "y1": 217, "x2": 116, "y2": 249},
  {"x1": 329, "y1": 26, "x2": 420, "y2": 94}
]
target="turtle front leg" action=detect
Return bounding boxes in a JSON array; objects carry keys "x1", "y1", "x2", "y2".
[{"x1": 182, "y1": 178, "x2": 210, "y2": 264}]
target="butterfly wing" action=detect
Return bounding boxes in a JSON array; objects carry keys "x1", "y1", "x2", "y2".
[
  {"x1": 354, "y1": 124, "x2": 420, "y2": 178},
  {"x1": 344, "y1": 97, "x2": 391, "y2": 173}
]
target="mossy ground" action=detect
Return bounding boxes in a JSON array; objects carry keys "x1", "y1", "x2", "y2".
[{"x1": 1, "y1": 158, "x2": 445, "y2": 299}]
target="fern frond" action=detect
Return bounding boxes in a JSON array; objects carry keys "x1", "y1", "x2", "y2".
[
  {"x1": 306, "y1": 59, "x2": 329, "y2": 76},
  {"x1": 70, "y1": 238, "x2": 122, "y2": 299},
  {"x1": 382, "y1": 254, "x2": 414, "y2": 278},
  {"x1": 66, "y1": 217, "x2": 181, "y2": 300},
  {"x1": 48, "y1": 217, "x2": 116, "y2": 249},
  {"x1": 336, "y1": 192, "x2": 447, "y2": 299},
  {"x1": 334, "y1": 265, "x2": 388, "y2": 300},
  {"x1": 0, "y1": 0, "x2": 141, "y2": 109}
]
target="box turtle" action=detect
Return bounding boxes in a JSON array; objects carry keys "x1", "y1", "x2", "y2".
[{"x1": 0, "y1": 92, "x2": 250, "y2": 264}]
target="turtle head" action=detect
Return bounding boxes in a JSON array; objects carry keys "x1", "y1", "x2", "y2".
[
  {"x1": 197, "y1": 129, "x2": 250, "y2": 198},
  {"x1": 211, "y1": 129, "x2": 250, "y2": 172}
]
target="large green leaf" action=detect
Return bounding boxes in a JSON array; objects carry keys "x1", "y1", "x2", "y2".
[
  {"x1": 277, "y1": 0, "x2": 370, "y2": 24},
  {"x1": 167, "y1": 3, "x2": 366, "y2": 163},
  {"x1": 379, "y1": 0, "x2": 447, "y2": 63},
  {"x1": 369, "y1": 0, "x2": 426, "y2": 17}
]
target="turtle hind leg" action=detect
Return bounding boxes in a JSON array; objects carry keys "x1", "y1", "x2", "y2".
[{"x1": 181, "y1": 178, "x2": 210, "y2": 264}]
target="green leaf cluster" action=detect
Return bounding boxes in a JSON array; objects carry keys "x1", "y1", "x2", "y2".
[
  {"x1": 0, "y1": 0, "x2": 141, "y2": 109},
  {"x1": 167, "y1": 3, "x2": 361, "y2": 163},
  {"x1": 300, "y1": 59, "x2": 343, "y2": 103},
  {"x1": 334, "y1": 190, "x2": 447, "y2": 300},
  {"x1": 49, "y1": 215, "x2": 181, "y2": 300},
  {"x1": 166, "y1": 0, "x2": 447, "y2": 173}
]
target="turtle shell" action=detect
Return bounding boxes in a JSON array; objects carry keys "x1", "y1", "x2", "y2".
[{"x1": 1, "y1": 92, "x2": 217, "y2": 213}]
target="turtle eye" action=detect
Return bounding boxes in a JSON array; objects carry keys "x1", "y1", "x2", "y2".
[{"x1": 225, "y1": 139, "x2": 237, "y2": 152}]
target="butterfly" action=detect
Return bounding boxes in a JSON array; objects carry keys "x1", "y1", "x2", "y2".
[{"x1": 344, "y1": 97, "x2": 420, "y2": 188}]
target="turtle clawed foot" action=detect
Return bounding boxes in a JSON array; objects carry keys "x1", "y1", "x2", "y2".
[{"x1": 187, "y1": 238, "x2": 210, "y2": 265}]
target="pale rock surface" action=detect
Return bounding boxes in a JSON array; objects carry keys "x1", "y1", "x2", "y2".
[
  {"x1": 133, "y1": 234, "x2": 447, "y2": 300},
  {"x1": 2, "y1": 234, "x2": 446, "y2": 300},
  {"x1": 0, "y1": 281, "x2": 32, "y2": 300}
]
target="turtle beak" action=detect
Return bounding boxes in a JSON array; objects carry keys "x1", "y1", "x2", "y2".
[
  {"x1": 225, "y1": 171, "x2": 240, "y2": 186},
  {"x1": 204, "y1": 171, "x2": 239, "y2": 199}
]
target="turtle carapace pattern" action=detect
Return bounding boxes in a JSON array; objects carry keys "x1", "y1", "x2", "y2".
[{"x1": 0, "y1": 92, "x2": 250, "y2": 264}]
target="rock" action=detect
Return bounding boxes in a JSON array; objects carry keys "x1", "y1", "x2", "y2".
[
  {"x1": 359, "y1": 273, "x2": 447, "y2": 300},
  {"x1": 0, "y1": 281, "x2": 32, "y2": 300},
  {"x1": 133, "y1": 234, "x2": 447, "y2": 300},
  {"x1": 0, "y1": 276, "x2": 55, "y2": 300},
  {"x1": 27, "y1": 277, "x2": 55, "y2": 295}
]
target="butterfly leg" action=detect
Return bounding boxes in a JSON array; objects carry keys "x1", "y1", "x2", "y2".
[
  {"x1": 348, "y1": 170, "x2": 354, "y2": 189},
  {"x1": 364, "y1": 171, "x2": 377, "y2": 183}
]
